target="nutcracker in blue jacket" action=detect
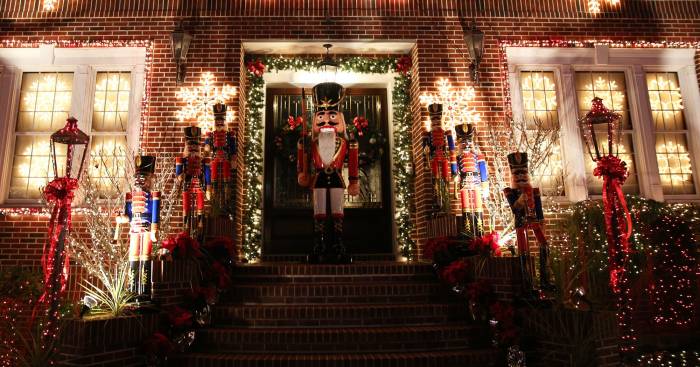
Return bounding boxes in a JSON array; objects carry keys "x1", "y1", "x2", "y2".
[
  {"x1": 176, "y1": 126, "x2": 211, "y2": 242},
  {"x1": 121, "y1": 155, "x2": 160, "y2": 300},
  {"x1": 421, "y1": 104, "x2": 457, "y2": 213},
  {"x1": 455, "y1": 123, "x2": 489, "y2": 237},
  {"x1": 204, "y1": 103, "x2": 237, "y2": 212},
  {"x1": 503, "y1": 152, "x2": 553, "y2": 292}
]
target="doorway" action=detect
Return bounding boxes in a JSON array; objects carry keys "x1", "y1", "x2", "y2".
[{"x1": 262, "y1": 87, "x2": 393, "y2": 256}]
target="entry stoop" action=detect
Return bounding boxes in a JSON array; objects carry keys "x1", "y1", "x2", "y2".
[{"x1": 173, "y1": 261, "x2": 502, "y2": 366}]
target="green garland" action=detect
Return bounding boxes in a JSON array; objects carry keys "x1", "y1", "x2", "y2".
[{"x1": 242, "y1": 56, "x2": 415, "y2": 260}]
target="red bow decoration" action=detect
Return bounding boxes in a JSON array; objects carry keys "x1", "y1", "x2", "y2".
[
  {"x1": 439, "y1": 259, "x2": 471, "y2": 286},
  {"x1": 352, "y1": 116, "x2": 369, "y2": 137},
  {"x1": 246, "y1": 59, "x2": 266, "y2": 77},
  {"x1": 593, "y1": 155, "x2": 633, "y2": 293},
  {"x1": 288, "y1": 115, "x2": 303, "y2": 131},
  {"x1": 395, "y1": 56, "x2": 412, "y2": 75}
]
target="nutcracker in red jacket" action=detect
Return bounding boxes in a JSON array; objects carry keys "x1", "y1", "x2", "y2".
[
  {"x1": 422, "y1": 104, "x2": 457, "y2": 213},
  {"x1": 120, "y1": 155, "x2": 160, "y2": 301},
  {"x1": 204, "y1": 103, "x2": 237, "y2": 212},
  {"x1": 176, "y1": 126, "x2": 211, "y2": 243},
  {"x1": 503, "y1": 152, "x2": 554, "y2": 293},
  {"x1": 297, "y1": 82, "x2": 359, "y2": 264},
  {"x1": 455, "y1": 123, "x2": 489, "y2": 238}
]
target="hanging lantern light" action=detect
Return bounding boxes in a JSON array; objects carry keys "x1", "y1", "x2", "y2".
[
  {"x1": 171, "y1": 23, "x2": 193, "y2": 85},
  {"x1": 50, "y1": 116, "x2": 90, "y2": 181},
  {"x1": 318, "y1": 43, "x2": 339, "y2": 83},
  {"x1": 463, "y1": 22, "x2": 485, "y2": 84}
]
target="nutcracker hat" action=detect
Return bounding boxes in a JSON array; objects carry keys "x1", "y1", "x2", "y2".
[
  {"x1": 312, "y1": 82, "x2": 345, "y2": 111},
  {"x1": 213, "y1": 103, "x2": 227, "y2": 121},
  {"x1": 507, "y1": 152, "x2": 529, "y2": 172},
  {"x1": 184, "y1": 126, "x2": 202, "y2": 144},
  {"x1": 455, "y1": 123, "x2": 475, "y2": 141},
  {"x1": 428, "y1": 103, "x2": 443, "y2": 117},
  {"x1": 134, "y1": 155, "x2": 156, "y2": 175}
]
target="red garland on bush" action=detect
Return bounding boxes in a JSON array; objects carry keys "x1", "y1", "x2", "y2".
[
  {"x1": 142, "y1": 332, "x2": 175, "y2": 359},
  {"x1": 490, "y1": 301, "x2": 519, "y2": 345},
  {"x1": 439, "y1": 259, "x2": 471, "y2": 286},
  {"x1": 352, "y1": 116, "x2": 369, "y2": 137},
  {"x1": 395, "y1": 56, "x2": 412, "y2": 75},
  {"x1": 423, "y1": 236, "x2": 454, "y2": 260},
  {"x1": 288, "y1": 115, "x2": 303, "y2": 131},
  {"x1": 206, "y1": 261, "x2": 232, "y2": 289},
  {"x1": 466, "y1": 279, "x2": 494, "y2": 305},
  {"x1": 468, "y1": 232, "x2": 502, "y2": 257},
  {"x1": 161, "y1": 232, "x2": 202, "y2": 259},
  {"x1": 246, "y1": 59, "x2": 266, "y2": 77},
  {"x1": 167, "y1": 305, "x2": 193, "y2": 329}
]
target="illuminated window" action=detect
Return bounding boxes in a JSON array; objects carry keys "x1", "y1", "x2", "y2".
[
  {"x1": 647, "y1": 72, "x2": 695, "y2": 195},
  {"x1": 519, "y1": 71, "x2": 564, "y2": 193},
  {"x1": 9, "y1": 72, "x2": 73, "y2": 199},
  {"x1": 575, "y1": 71, "x2": 639, "y2": 195},
  {"x1": 89, "y1": 72, "x2": 131, "y2": 195}
]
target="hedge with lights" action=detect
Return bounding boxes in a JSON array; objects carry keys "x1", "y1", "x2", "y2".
[{"x1": 242, "y1": 56, "x2": 416, "y2": 261}]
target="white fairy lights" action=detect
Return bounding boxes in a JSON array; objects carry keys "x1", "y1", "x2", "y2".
[{"x1": 175, "y1": 72, "x2": 236, "y2": 133}]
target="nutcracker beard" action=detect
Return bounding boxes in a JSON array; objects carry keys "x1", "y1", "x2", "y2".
[{"x1": 310, "y1": 128, "x2": 349, "y2": 264}]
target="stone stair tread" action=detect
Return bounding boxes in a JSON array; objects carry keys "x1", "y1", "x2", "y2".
[{"x1": 201, "y1": 324, "x2": 476, "y2": 333}]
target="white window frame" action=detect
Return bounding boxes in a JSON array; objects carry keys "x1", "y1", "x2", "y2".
[
  {"x1": 0, "y1": 44, "x2": 146, "y2": 205},
  {"x1": 507, "y1": 45, "x2": 700, "y2": 203}
]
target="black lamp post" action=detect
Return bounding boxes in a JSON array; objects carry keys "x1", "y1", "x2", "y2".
[
  {"x1": 463, "y1": 22, "x2": 485, "y2": 84},
  {"x1": 580, "y1": 97, "x2": 636, "y2": 358},
  {"x1": 171, "y1": 24, "x2": 192, "y2": 85}
]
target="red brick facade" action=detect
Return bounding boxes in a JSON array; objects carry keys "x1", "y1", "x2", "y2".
[{"x1": 1, "y1": 0, "x2": 699, "y2": 275}]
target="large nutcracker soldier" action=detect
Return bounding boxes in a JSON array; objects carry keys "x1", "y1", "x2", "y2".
[
  {"x1": 503, "y1": 152, "x2": 554, "y2": 294},
  {"x1": 176, "y1": 126, "x2": 211, "y2": 242},
  {"x1": 422, "y1": 104, "x2": 457, "y2": 213},
  {"x1": 297, "y1": 82, "x2": 359, "y2": 264},
  {"x1": 204, "y1": 103, "x2": 237, "y2": 213},
  {"x1": 455, "y1": 123, "x2": 489, "y2": 237},
  {"x1": 121, "y1": 155, "x2": 160, "y2": 301}
]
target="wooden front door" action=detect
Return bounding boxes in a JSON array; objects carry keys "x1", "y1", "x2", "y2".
[{"x1": 263, "y1": 88, "x2": 392, "y2": 256}]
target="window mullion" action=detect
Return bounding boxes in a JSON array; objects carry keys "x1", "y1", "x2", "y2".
[
  {"x1": 558, "y1": 65, "x2": 588, "y2": 202},
  {"x1": 630, "y1": 65, "x2": 664, "y2": 201},
  {"x1": 677, "y1": 65, "x2": 700, "y2": 197},
  {"x1": 71, "y1": 65, "x2": 91, "y2": 130}
]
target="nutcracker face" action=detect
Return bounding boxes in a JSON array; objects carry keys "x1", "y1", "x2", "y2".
[
  {"x1": 214, "y1": 119, "x2": 226, "y2": 132},
  {"x1": 186, "y1": 141, "x2": 200, "y2": 157},
  {"x1": 511, "y1": 168, "x2": 531, "y2": 189},
  {"x1": 134, "y1": 172, "x2": 154, "y2": 191},
  {"x1": 429, "y1": 113, "x2": 443, "y2": 131},
  {"x1": 313, "y1": 110, "x2": 345, "y2": 135}
]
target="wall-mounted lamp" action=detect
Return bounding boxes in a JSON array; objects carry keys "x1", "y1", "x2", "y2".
[
  {"x1": 463, "y1": 22, "x2": 485, "y2": 84},
  {"x1": 171, "y1": 24, "x2": 193, "y2": 85}
]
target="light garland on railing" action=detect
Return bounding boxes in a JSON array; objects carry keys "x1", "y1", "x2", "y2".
[
  {"x1": 0, "y1": 39, "x2": 154, "y2": 215},
  {"x1": 43, "y1": 0, "x2": 57, "y2": 11},
  {"x1": 588, "y1": 0, "x2": 621, "y2": 14},
  {"x1": 242, "y1": 56, "x2": 415, "y2": 261}
]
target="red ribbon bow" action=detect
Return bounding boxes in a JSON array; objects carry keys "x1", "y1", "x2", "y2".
[
  {"x1": 352, "y1": 116, "x2": 369, "y2": 137},
  {"x1": 395, "y1": 56, "x2": 412, "y2": 75},
  {"x1": 288, "y1": 115, "x2": 303, "y2": 131},
  {"x1": 246, "y1": 59, "x2": 266, "y2": 77}
]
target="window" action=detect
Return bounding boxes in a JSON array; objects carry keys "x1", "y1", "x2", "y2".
[
  {"x1": 574, "y1": 71, "x2": 639, "y2": 194},
  {"x1": 507, "y1": 46, "x2": 700, "y2": 202},
  {"x1": 0, "y1": 45, "x2": 146, "y2": 204},
  {"x1": 518, "y1": 71, "x2": 564, "y2": 193}
]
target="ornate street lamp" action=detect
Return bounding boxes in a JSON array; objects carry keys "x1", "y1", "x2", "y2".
[
  {"x1": 463, "y1": 22, "x2": 485, "y2": 84},
  {"x1": 579, "y1": 97, "x2": 636, "y2": 358},
  {"x1": 35, "y1": 116, "x2": 89, "y2": 346},
  {"x1": 171, "y1": 24, "x2": 193, "y2": 85}
]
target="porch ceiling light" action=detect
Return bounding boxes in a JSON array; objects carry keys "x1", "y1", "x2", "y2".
[{"x1": 318, "y1": 44, "x2": 339, "y2": 82}]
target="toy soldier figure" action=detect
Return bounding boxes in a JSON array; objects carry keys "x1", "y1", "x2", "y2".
[
  {"x1": 422, "y1": 104, "x2": 457, "y2": 214},
  {"x1": 120, "y1": 155, "x2": 160, "y2": 301},
  {"x1": 176, "y1": 126, "x2": 211, "y2": 243},
  {"x1": 204, "y1": 103, "x2": 237, "y2": 214},
  {"x1": 503, "y1": 152, "x2": 554, "y2": 294},
  {"x1": 297, "y1": 82, "x2": 359, "y2": 264},
  {"x1": 455, "y1": 123, "x2": 489, "y2": 238}
]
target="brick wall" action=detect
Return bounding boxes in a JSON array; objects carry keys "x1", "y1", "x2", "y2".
[{"x1": 1, "y1": 0, "x2": 699, "y2": 287}]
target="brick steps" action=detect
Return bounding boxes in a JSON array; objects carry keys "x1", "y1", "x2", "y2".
[
  {"x1": 194, "y1": 324, "x2": 486, "y2": 352},
  {"x1": 174, "y1": 349, "x2": 501, "y2": 367},
  {"x1": 211, "y1": 302, "x2": 468, "y2": 327},
  {"x1": 226, "y1": 282, "x2": 452, "y2": 304},
  {"x1": 178, "y1": 262, "x2": 500, "y2": 366}
]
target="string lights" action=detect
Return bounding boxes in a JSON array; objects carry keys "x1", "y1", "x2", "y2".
[
  {"x1": 42, "y1": 0, "x2": 56, "y2": 11},
  {"x1": 420, "y1": 78, "x2": 481, "y2": 133},
  {"x1": 175, "y1": 72, "x2": 236, "y2": 134},
  {"x1": 588, "y1": 0, "x2": 621, "y2": 14}
]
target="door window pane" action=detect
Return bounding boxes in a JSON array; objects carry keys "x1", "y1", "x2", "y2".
[
  {"x1": 647, "y1": 72, "x2": 695, "y2": 195},
  {"x1": 576, "y1": 71, "x2": 639, "y2": 194}
]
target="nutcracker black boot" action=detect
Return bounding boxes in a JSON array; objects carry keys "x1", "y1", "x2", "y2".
[
  {"x1": 331, "y1": 216, "x2": 351, "y2": 264},
  {"x1": 539, "y1": 242, "x2": 556, "y2": 292},
  {"x1": 307, "y1": 217, "x2": 326, "y2": 264}
]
